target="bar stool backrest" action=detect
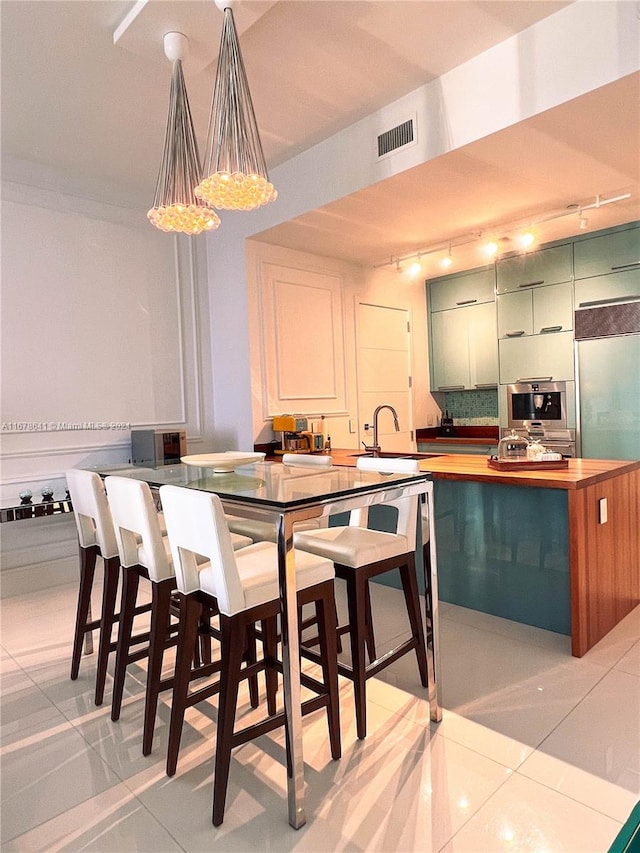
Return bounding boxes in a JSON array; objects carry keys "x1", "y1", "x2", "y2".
[
  {"x1": 66, "y1": 468, "x2": 118, "y2": 559},
  {"x1": 159, "y1": 485, "x2": 245, "y2": 615},
  {"x1": 282, "y1": 454, "x2": 332, "y2": 467},
  {"x1": 355, "y1": 456, "x2": 420, "y2": 550},
  {"x1": 104, "y1": 476, "x2": 173, "y2": 582}
]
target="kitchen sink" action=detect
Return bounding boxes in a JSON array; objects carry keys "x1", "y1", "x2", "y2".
[{"x1": 349, "y1": 451, "x2": 444, "y2": 459}]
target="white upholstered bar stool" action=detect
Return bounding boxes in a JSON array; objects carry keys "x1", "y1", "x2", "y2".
[
  {"x1": 158, "y1": 484, "x2": 341, "y2": 826},
  {"x1": 225, "y1": 453, "x2": 333, "y2": 543},
  {"x1": 294, "y1": 456, "x2": 428, "y2": 739},
  {"x1": 66, "y1": 468, "x2": 153, "y2": 706},
  {"x1": 280, "y1": 453, "x2": 333, "y2": 468},
  {"x1": 104, "y1": 475, "x2": 253, "y2": 757}
]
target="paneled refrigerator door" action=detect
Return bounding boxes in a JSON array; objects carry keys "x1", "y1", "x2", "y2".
[{"x1": 576, "y1": 333, "x2": 640, "y2": 460}]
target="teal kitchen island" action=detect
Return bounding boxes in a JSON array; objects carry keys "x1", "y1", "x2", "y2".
[{"x1": 330, "y1": 451, "x2": 640, "y2": 657}]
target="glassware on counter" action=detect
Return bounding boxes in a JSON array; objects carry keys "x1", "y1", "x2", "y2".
[{"x1": 497, "y1": 430, "x2": 529, "y2": 460}]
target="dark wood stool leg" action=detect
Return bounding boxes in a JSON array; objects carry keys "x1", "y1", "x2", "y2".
[
  {"x1": 363, "y1": 580, "x2": 377, "y2": 662},
  {"x1": 344, "y1": 568, "x2": 369, "y2": 740},
  {"x1": 262, "y1": 617, "x2": 278, "y2": 716},
  {"x1": 94, "y1": 555, "x2": 120, "y2": 706},
  {"x1": 143, "y1": 577, "x2": 174, "y2": 756},
  {"x1": 245, "y1": 622, "x2": 260, "y2": 709},
  {"x1": 198, "y1": 604, "x2": 213, "y2": 666},
  {"x1": 71, "y1": 545, "x2": 97, "y2": 680},
  {"x1": 315, "y1": 586, "x2": 341, "y2": 760},
  {"x1": 111, "y1": 566, "x2": 140, "y2": 722},
  {"x1": 213, "y1": 614, "x2": 245, "y2": 827},
  {"x1": 334, "y1": 593, "x2": 343, "y2": 654},
  {"x1": 399, "y1": 556, "x2": 429, "y2": 687},
  {"x1": 166, "y1": 592, "x2": 201, "y2": 776}
]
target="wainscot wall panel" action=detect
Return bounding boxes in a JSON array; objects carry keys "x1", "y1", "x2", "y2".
[
  {"x1": 0, "y1": 181, "x2": 212, "y2": 595},
  {"x1": 0, "y1": 186, "x2": 210, "y2": 503},
  {"x1": 259, "y1": 262, "x2": 347, "y2": 416}
]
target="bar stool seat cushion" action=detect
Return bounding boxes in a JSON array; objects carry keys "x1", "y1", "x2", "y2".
[
  {"x1": 224, "y1": 517, "x2": 277, "y2": 543},
  {"x1": 198, "y1": 540, "x2": 334, "y2": 611},
  {"x1": 293, "y1": 526, "x2": 409, "y2": 568}
]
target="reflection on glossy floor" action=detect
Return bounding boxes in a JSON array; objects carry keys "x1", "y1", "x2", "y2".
[{"x1": 1, "y1": 579, "x2": 638, "y2": 852}]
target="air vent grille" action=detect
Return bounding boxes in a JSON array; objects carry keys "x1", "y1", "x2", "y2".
[{"x1": 377, "y1": 119, "x2": 414, "y2": 158}]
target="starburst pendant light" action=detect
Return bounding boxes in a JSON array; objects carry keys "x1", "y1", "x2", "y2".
[
  {"x1": 195, "y1": 0, "x2": 277, "y2": 211},
  {"x1": 148, "y1": 32, "x2": 221, "y2": 235}
]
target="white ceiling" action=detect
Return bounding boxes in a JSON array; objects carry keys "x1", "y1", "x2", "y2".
[{"x1": 2, "y1": 0, "x2": 638, "y2": 273}]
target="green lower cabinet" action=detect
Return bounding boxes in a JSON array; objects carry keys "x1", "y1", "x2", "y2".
[
  {"x1": 433, "y1": 480, "x2": 570, "y2": 634},
  {"x1": 418, "y1": 441, "x2": 495, "y2": 456}
]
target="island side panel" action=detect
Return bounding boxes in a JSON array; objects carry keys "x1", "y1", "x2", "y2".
[
  {"x1": 433, "y1": 480, "x2": 571, "y2": 635},
  {"x1": 569, "y1": 468, "x2": 640, "y2": 657}
]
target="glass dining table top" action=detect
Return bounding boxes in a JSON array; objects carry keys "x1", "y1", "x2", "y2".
[
  {"x1": 88, "y1": 460, "x2": 432, "y2": 511},
  {"x1": 87, "y1": 458, "x2": 441, "y2": 827}
]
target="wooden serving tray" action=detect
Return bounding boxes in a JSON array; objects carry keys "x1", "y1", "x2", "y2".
[{"x1": 487, "y1": 458, "x2": 569, "y2": 471}]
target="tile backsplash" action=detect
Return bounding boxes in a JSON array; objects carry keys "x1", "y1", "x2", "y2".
[{"x1": 441, "y1": 389, "x2": 498, "y2": 425}]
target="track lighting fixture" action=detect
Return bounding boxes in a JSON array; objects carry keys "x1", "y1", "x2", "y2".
[{"x1": 377, "y1": 191, "x2": 631, "y2": 271}]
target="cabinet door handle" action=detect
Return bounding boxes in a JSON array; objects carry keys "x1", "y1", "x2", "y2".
[
  {"x1": 578, "y1": 295, "x2": 640, "y2": 308},
  {"x1": 611, "y1": 262, "x2": 640, "y2": 271},
  {"x1": 518, "y1": 280, "x2": 545, "y2": 288},
  {"x1": 455, "y1": 298, "x2": 477, "y2": 305},
  {"x1": 437, "y1": 385, "x2": 465, "y2": 390},
  {"x1": 516, "y1": 376, "x2": 553, "y2": 382},
  {"x1": 539, "y1": 325, "x2": 563, "y2": 333},
  {"x1": 474, "y1": 383, "x2": 498, "y2": 389},
  {"x1": 504, "y1": 330, "x2": 526, "y2": 337}
]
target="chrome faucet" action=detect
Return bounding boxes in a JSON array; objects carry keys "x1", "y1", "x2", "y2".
[{"x1": 362, "y1": 404, "x2": 400, "y2": 457}]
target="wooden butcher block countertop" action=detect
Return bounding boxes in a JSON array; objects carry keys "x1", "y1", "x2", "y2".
[{"x1": 326, "y1": 449, "x2": 640, "y2": 490}]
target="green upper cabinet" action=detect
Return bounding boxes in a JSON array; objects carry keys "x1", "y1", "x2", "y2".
[
  {"x1": 430, "y1": 308, "x2": 470, "y2": 390},
  {"x1": 573, "y1": 224, "x2": 640, "y2": 279},
  {"x1": 496, "y1": 245, "x2": 572, "y2": 294},
  {"x1": 575, "y1": 268, "x2": 640, "y2": 309},
  {"x1": 430, "y1": 302, "x2": 497, "y2": 390},
  {"x1": 427, "y1": 222, "x2": 639, "y2": 394},
  {"x1": 428, "y1": 266, "x2": 495, "y2": 312},
  {"x1": 576, "y1": 267, "x2": 640, "y2": 308},
  {"x1": 497, "y1": 282, "x2": 574, "y2": 338},
  {"x1": 428, "y1": 271, "x2": 498, "y2": 391},
  {"x1": 468, "y1": 301, "x2": 498, "y2": 387},
  {"x1": 498, "y1": 331, "x2": 575, "y2": 384}
]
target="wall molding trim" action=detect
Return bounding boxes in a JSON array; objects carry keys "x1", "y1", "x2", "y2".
[
  {"x1": 1, "y1": 189, "x2": 209, "y2": 494},
  {"x1": 258, "y1": 259, "x2": 348, "y2": 419},
  {"x1": 1, "y1": 178, "x2": 145, "y2": 229}
]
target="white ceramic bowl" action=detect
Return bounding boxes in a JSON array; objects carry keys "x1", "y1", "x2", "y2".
[{"x1": 181, "y1": 451, "x2": 266, "y2": 473}]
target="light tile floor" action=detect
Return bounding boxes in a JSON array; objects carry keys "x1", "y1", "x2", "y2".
[{"x1": 1, "y1": 578, "x2": 638, "y2": 852}]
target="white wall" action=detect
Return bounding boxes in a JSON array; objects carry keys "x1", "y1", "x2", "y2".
[
  {"x1": 0, "y1": 172, "x2": 214, "y2": 594},
  {"x1": 1, "y1": 175, "x2": 214, "y2": 499}
]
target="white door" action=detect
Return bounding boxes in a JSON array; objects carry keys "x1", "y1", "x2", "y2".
[{"x1": 356, "y1": 303, "x2": 414, "y2": 452}]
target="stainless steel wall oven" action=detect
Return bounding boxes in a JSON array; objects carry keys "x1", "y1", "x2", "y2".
[{"x1": 504, "y1": 380, "x2": 575, "y2": 456}]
